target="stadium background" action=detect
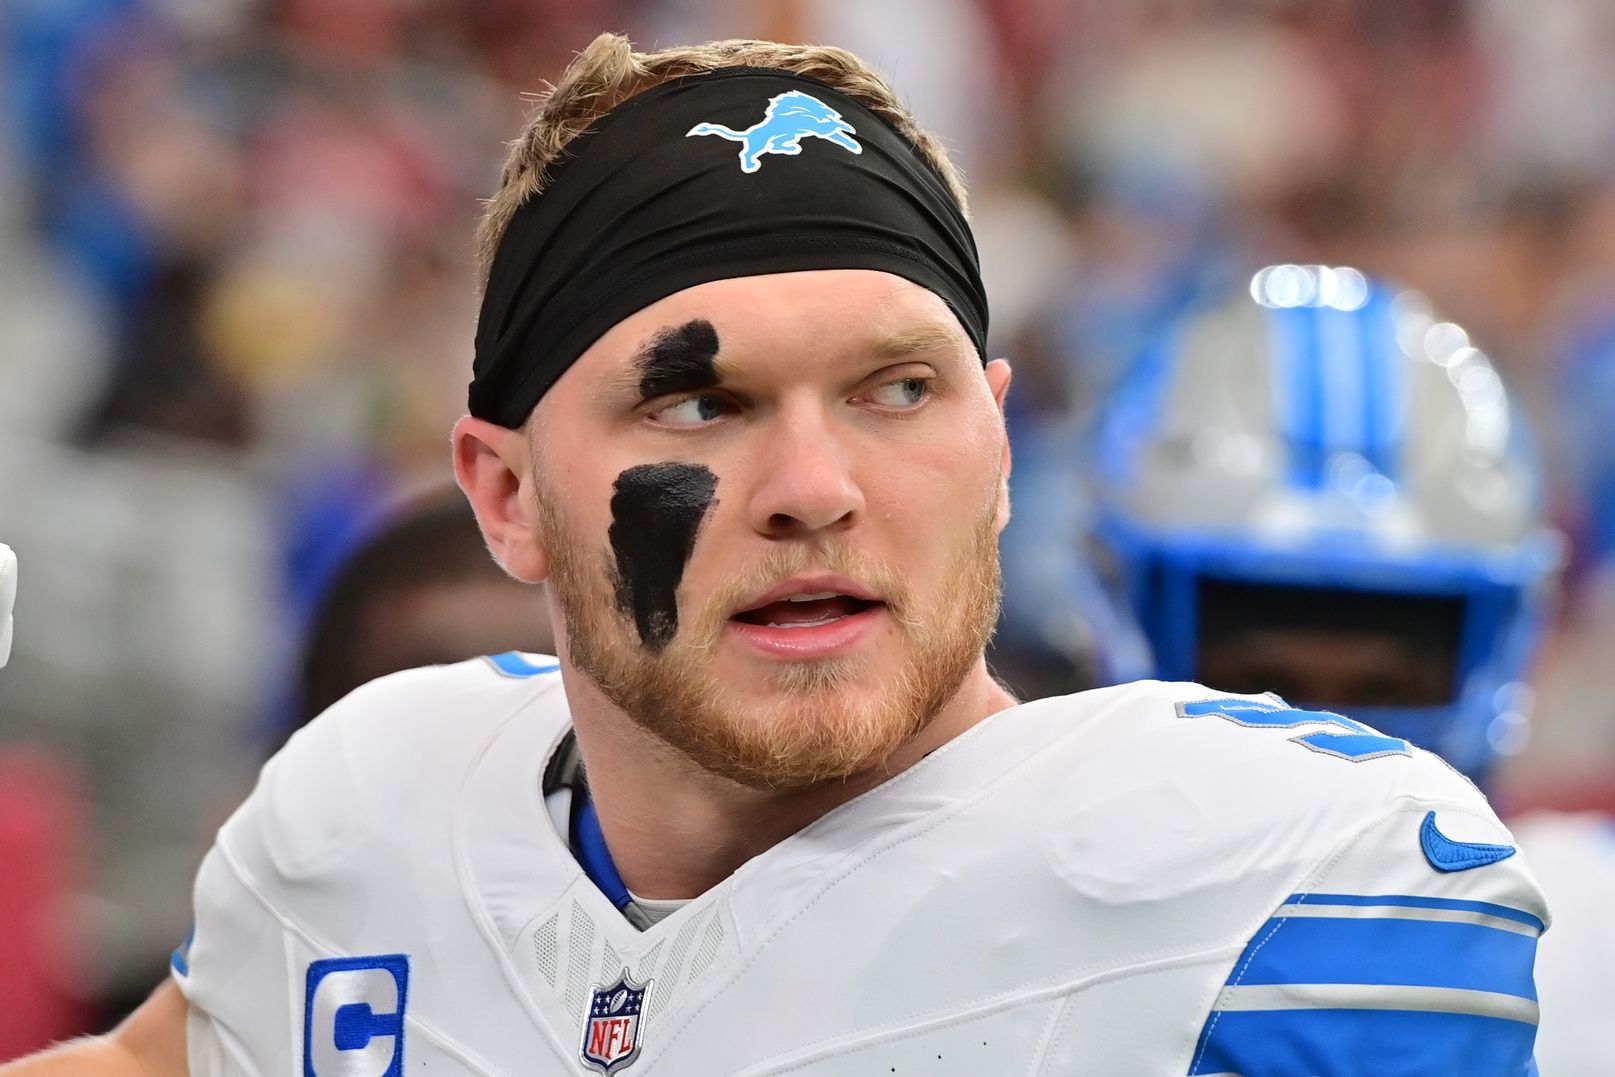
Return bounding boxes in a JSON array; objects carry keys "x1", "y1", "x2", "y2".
[{"x1": 3, "y1": 0, "x2": 1615, "y2": 1054}]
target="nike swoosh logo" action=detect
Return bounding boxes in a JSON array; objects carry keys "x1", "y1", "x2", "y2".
[{"x1": 1420, "y1": 811, "x2": 1517, "y2": 873}]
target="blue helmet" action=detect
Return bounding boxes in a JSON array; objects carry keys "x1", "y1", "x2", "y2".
[{"x1": 1088, "y1": 264, "x2": 1563, "y2": 781}]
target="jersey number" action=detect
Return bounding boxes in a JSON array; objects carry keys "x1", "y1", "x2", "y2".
[{"x1": 1178, "y1": 697, "x2": 1410, "y2": 761}]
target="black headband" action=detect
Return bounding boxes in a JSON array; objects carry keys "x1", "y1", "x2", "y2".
[{"x1": 469, "y1": 66, "x2": 987, "y2": 427}]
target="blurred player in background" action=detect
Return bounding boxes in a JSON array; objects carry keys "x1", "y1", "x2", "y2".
[
  {"x1": 5, "y1": 40, "x2": 1546, "y2": 1076},
  {"x1": 1086, "y1": 263, "x2": 1560, "y2": 784},
  {"x1": 1083, "y1": 263, "x2": 1606, "y2": 1073},
  {"x1": 87, "y1": 486, "x2": 556, "y2": 1031},
  {"x1": 287, "y1": 485, "x2": 555, "y2": 737}
]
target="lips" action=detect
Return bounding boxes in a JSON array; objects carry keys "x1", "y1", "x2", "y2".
[
  {"x1": 730, "y1": 578, "x2": 884, "y2": 629},
  {"x1": 733, "y1": 592, "x2": 878, "y2": 628}
]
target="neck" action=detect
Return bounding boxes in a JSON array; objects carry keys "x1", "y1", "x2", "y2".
[{"x1": 559, "y1": 660, "x2": 1015, "y2": 901}]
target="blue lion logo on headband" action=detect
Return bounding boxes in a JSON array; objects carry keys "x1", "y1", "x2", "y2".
[{"x1": 687, "y1": 90, "x2": 863, "y2": 174}]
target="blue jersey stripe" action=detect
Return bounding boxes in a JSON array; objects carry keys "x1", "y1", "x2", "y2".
[
  {"x1": 1188, "y1": 1007, "x2": 1537, "y2": 1076},
  {"x1": 170, "y1": 925, "x2": 194, "y2": 977},
  {"x1": 485, "y1": 651, "x2": 560, "y2": 678},
  {"x1": 1289, "y1": 893, "x2": 1545, "y2": 933},
  {"x1": 1231, "y1": 915, "x2": 1537, "y2": 1001}
]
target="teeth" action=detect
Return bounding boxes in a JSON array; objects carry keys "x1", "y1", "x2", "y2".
[
  {"x1": 767, "y1": 616, "x2": 840, "y2": 629},
  {"x1": 785, "y1": 592, "x2": 840, "y2": 602}
]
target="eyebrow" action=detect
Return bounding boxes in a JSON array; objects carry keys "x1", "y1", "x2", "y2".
[
  {"x1": 638, "y1": 319, "x2": 726, "y2": 400},
  {"x1": 600, "y1": 318, "x2": 965, "y2": 404},
  {"x1": 599, "y1": 319, "x2": 727, "y2": 402},
  {"x1": 869, "y1": 323, "x2": 967, "y2": 361}
]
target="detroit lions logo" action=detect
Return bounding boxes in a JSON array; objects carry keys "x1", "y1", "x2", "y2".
[{"x1": 686, "y1": 90, "x2": 862, "y2": 173}]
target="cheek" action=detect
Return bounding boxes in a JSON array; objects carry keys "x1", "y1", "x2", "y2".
[{"x1": 876, "y1": 428, "x2": 1001, "y2": 526}]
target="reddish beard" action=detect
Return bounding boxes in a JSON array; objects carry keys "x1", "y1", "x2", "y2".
[{"x1": 538, "y1": 486, "x2": 1003, "y2": 790}]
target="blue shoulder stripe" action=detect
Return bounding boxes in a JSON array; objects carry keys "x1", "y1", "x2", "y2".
[
  {"x1": 485, "y1": 651, "x2": 560, "y2": 678},
  {"x1": 1231, "y1": 914, "x2": 1536, "y2": 1000},
  {"x1": 170, "y1": 925, "x2": 194, "y2": 977},
  {"x1": 1290, "y1": 893, "x2": 1545, "y2": 933},
  {"x1": 1187, "y1": 891, "x2": 1543, "y2": 1075},
  {"x1": 1189, "y1": 1008, "x2": 1536, "y2": 1076}
]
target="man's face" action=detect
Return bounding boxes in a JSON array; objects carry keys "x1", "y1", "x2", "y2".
[{"x1": 528, "y1": 269, "x2": 1011, "y2": 789}]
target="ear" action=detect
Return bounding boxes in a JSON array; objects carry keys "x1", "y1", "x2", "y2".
[
  {"x1": 452, "y1": 415, "x2": 550, "y2": 583},
  {"x1": 985, "y1": 359, "x2": 1014, "y2": 531}
]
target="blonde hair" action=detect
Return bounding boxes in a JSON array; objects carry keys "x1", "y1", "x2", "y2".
[{"x1": 475, "y1": 33, "x2": 969, "y2": 290}]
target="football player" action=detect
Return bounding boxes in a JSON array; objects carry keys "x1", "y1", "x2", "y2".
[
  {"x1": 5, "y1": 46, "x2": 1545, "y2": 1076},
  {"x1": 1085, "y1": 263, "x2": 1564, "y2": 1071},
  {"x1": 1084, "y1": 263, "x2": 1560, "y2": 785},
  {"x1": 287, "y1": 486, "x2": 557, "y2": 737}
]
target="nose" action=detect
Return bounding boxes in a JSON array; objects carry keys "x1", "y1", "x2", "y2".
[{"x1": 745, "y1": 400, "x2": 864, "y2": 539}]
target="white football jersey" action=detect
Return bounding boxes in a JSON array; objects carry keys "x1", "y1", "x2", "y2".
[
  {"x1": 173, "y1": 654, "x2": 1547, "y2": 1075},
  {"x1": 1508, "y1": 811, "x2": 1615, "y2": 1077}
]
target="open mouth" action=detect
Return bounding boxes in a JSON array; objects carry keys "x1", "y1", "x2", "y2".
[{"x1": 731, "y1": 592, "x2": 882, "y2": 630}]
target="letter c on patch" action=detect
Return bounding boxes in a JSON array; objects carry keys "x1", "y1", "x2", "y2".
[{"x1": 304, "y1": 954, "x2": 409, "y2": 1077}]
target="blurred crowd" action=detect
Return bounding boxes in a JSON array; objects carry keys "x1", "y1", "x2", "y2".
[{"x1": 4, "y1": 0, "x2": 1615, "y2": 1046}]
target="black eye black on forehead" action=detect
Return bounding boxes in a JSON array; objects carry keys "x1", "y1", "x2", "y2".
[{"x1": 637, "y1": 319, "x2": 721, "y2": 400}]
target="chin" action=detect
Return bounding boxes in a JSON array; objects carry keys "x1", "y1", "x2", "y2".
[
  {"x1": 686, "y1": 663, "x2": 934, "y2": 790},
  {"x1": 743, "y1": 650, "x2": 866, "y2": 695}
]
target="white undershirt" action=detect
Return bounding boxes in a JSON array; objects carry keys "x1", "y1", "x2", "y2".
[{"x1": 624, "y1": 892, "x2": 687, "y2": 926}]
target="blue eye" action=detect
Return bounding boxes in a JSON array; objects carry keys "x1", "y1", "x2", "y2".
[
  {"x1": 650, "y1": 393, "x2": 731, "y2": 426},
  {"x1": 867, "y1": 377, "x2": 930, "y2": 407}
]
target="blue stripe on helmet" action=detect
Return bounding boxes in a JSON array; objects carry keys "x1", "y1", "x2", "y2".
[
  {"x1": 1267, "y1": 304, "x2": 1327, "y2": 489},
  {"x1": 1316, "y1": 303, "x2": 1366, "y2": 470},
  {"x1": 1360, "y1": 285, "x2": 1403, "y2": 479}
]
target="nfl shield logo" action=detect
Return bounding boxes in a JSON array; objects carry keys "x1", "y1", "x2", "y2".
[{"x1": 580, "y1": 970, "x2": 651, "y2": 1074}]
